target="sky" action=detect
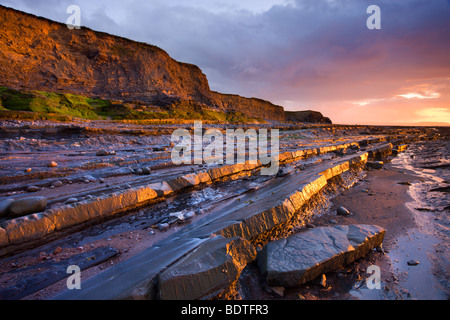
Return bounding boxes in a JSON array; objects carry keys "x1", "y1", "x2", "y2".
[{"x1": 1, "y1": 0, "x2": 450, "y2": 125}]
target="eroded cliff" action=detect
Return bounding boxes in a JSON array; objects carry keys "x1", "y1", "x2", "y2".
[{"x1": 0, "y1": 5, "x2": 285, "y2": 121}]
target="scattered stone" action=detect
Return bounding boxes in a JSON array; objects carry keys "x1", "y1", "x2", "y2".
[
  {"x1": 65, "y1": 198, "x2": 78, "y2": 205},
  {"x1": 328, "y1": 219, "x2": 338, "y2": 224},
  {"x1": 407, "y1": 260, "x2": 419, "y2": 266},
  {"x1": 336, "y1": 206, "x2": 350, "y2": 216},
  {"x1": 53, "y1": 247, "x2": 62, "y2": 255},
  {"x1": 47, "y1": 161, "x2": 58, "y2": 167},
  {"x1": 258, "y1": 224, "x2": 385, "y2": 287},
  {"x1": 0, "y1": 198, "x2": 15, "y2": 218},
  {"x1": 141, "y1": 167, "x2": 151, "y2": 175},
  {"x1": 39, "y1": 251, "x2": 48, "y2": 261},
  {"x1": 169, "y1": 212, "x2": 185, "y2": 223},
  {"x1": 26, "y1": 186, "x2": 39, "y2": 193},
  {"x1": 9, "y1": 196, "x2": 48, "y2": 218},
  {"x1": 52, "y1": 181, "x2": 63, "y2": 188},
  {"x1": 398, "y1": 181, "x2": 412, "y2": 186},
  {"x1": 158, "y1": 223, "x2": 169, "y2": 231},
  {"x1": 306, "y1": 223, "x2": 315, "y2": 228},
  {"x1": 24, "y1": 168, "x2": 32, "y2": 173},
  {"x1": 183, "y1": 211, "x2": 196, "y2": 220},
  {"x1": 96, "y1": 149, "x2": 110, "y2": 156}
]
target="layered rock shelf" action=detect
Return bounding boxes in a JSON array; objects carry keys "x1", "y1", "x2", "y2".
[{"x1": 0, "y1": 120, "x2": 436, "y2": 300}]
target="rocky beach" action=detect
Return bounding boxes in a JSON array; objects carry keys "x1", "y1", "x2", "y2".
[{"x1": 0, "y1": 119, "x2": 447, "y2": 300}]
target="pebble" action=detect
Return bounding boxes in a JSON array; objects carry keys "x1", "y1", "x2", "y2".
[
  {"x1": 183, "y1": 211, "x2": 196, "y2": 220},
  {"x1": 52, "y1": 180, "x2": 63, "y2": 188},
  {"x1": 96, "y1": 149, "x2": 110, "y2": 156},
  {"x1": 27, "y1": 185, "x2": 39, "y2": 192},
  {"x1": 65, "y1": 197, "x2": 78, "y2": 205},
  {"x1": 47, "y1": 161, "x2": 58, "y2": 167},
  {"x1": 306, "y1": 223, "x2": 315, "y2": 228},
  {"x1": 158, "y1": 223, "x2": 169, "y2": 231},
  {"x1": 53, "y1": 247, "x2": 62, "y2": 255},
  {"x1": 407, "y1": 260, "x2": 419, "y2": 266},
  {"x1": 141, "y1": 167, "x2": 151, "y2": 175},
  {"x1": 336, "y1": 206, "x2": 350, "y2": 216},
  {"x1": 24, "y1": 168, "x2": 32, "y2": 173}
]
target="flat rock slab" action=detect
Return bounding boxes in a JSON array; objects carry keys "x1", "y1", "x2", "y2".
[
  {"x1": 258, "y1": 224, "x2": 385, "y2": 287},
  {"x1": 158, "y1": 236, "x2": 256, "y2": 300}
]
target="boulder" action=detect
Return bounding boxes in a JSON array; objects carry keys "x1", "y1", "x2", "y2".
[
  {"x1": 258, "y1": 224, "x2": 385, "y2": 287},
  {"x1": 8, "y1": 196, "x2": 48, "y2": 218},
  {"x1": 158, "y1": 236, "x2": 256, "y2": 300}
]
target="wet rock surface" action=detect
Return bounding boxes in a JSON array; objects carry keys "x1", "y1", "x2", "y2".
[{"x1": 258, "y1": 224, "x2": 385, "y2": 288}]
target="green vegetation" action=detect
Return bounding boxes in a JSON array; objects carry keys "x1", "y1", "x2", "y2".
[
  {"x1": 0, "y1": 86, "x2": 260, "y2": 124},
  {"x1": 0, "y1": 87, "x2": 109, "y2": 120}
]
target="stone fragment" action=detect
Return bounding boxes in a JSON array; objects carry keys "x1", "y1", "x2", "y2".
[
  {"x1": 9, "y1": 197, "x2": 48, "y2": 218},
  {"x1": 258, "y1": 224, "x2": 385, "y2": 287}
]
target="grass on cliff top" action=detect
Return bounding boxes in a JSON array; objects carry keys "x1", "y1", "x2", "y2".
[{"x1": 0, "y1": 87, "x2": 260, "y2": 123}]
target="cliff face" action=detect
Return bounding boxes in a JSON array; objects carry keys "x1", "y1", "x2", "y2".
[{"x1": 0, "y1": 5, "x2": 285, "y2": 121}]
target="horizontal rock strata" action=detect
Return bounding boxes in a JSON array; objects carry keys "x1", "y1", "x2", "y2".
[
  {"x1": 53, "y1": 142, "x2": 395, "y2": 300},
  {"x1": 0, "y1": 138, "x2": 397, "y2": 257}
]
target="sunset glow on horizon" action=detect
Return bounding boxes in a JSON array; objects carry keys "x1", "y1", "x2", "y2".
[{"x1": 2, "y1": 0, "x2": 449, "y2": 125}]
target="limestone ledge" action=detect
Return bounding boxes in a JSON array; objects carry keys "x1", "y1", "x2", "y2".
[
  {"x1": 0, "y1": 139, "x2": 397, "y2": 256},
  {"x1": 54, "y1": 141, "x2": 397, "y2": 300}
]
